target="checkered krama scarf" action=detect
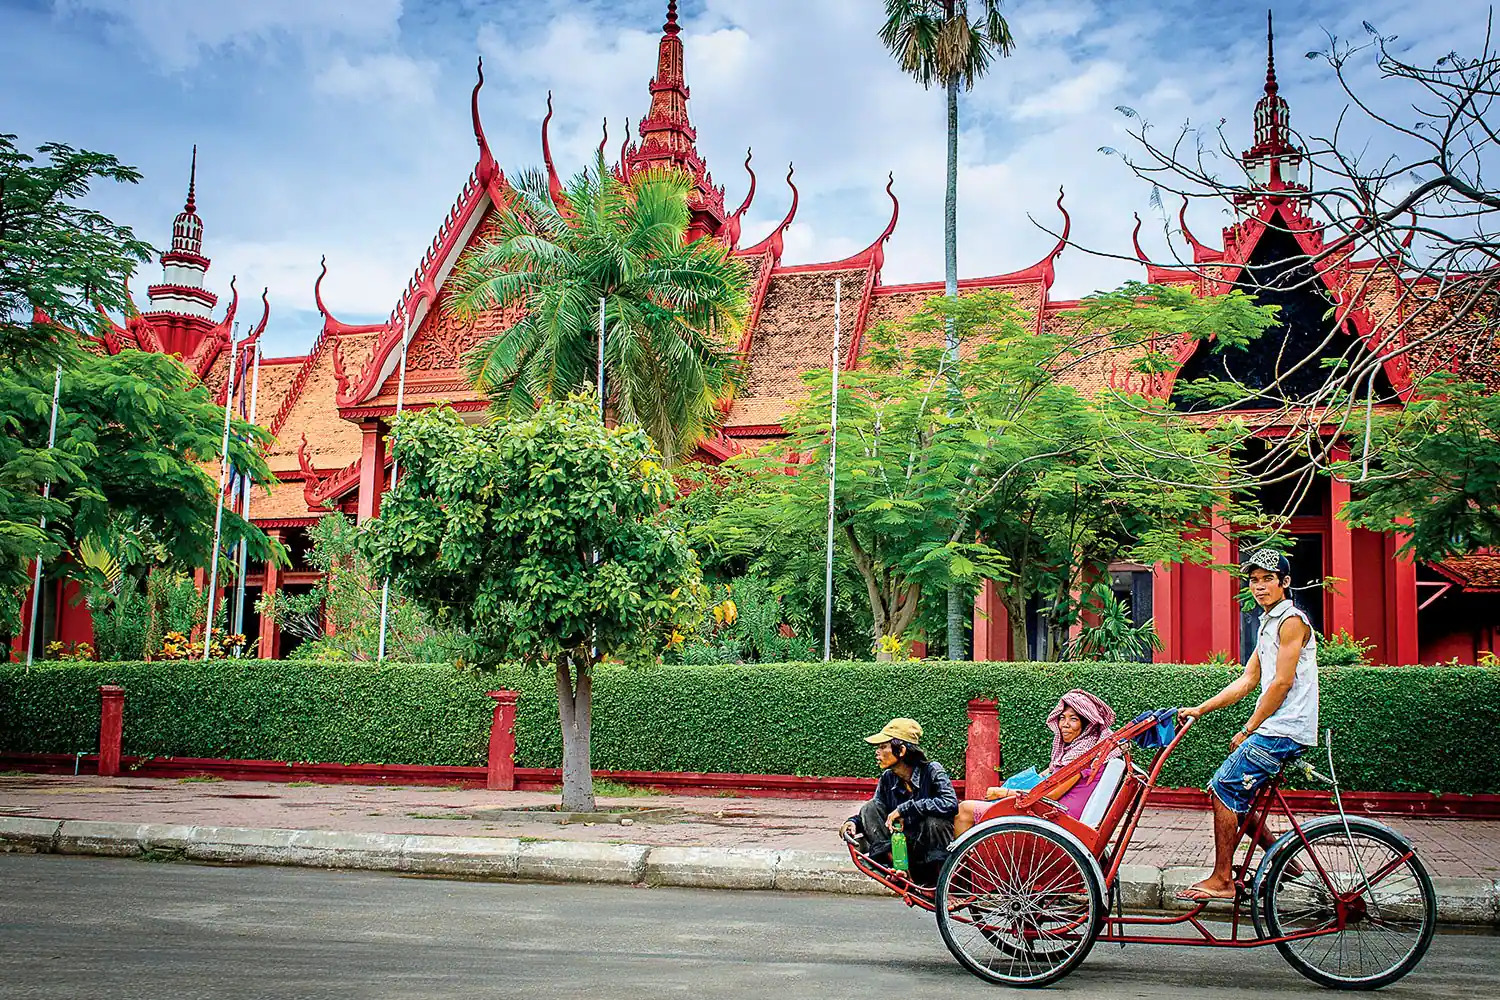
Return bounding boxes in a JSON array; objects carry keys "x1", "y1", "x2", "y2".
[{"x1": 1047, "y1": 689, "x2": 1118, "y2": 771}]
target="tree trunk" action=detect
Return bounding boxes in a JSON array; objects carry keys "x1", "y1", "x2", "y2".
[
  {"x1": 554, "y1": 655, "x2": 595, "y2": 812},
  {"x1": 944, "y1": 74, "x2": 965, "y2": 662}
]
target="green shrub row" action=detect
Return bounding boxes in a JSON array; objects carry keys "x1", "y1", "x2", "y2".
[{"x1": 1, "y1": 659, "x2": 1494, "y2": 795}]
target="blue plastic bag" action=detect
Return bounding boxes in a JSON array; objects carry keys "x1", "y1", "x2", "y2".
[
  {"x1": 1001, "y1": 766, "x2": 1044, "y2": 792},
  {"x1": 1129, "y1": 708, "x2": 1179, "y2": 749}
]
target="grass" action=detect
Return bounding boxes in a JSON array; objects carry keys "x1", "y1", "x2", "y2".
[
  {"x1": 176, "y1": 775, "x2": 224, "y2": 784},
  {"x1": 545, "y1": 779, "x2": 660, "y2": 798},
  {"x1": 285, "y1": 781, "x2": 319, "y2": 788},
  {"x1": 406, "y1": 811, "x2": 467, "y2": 820}
]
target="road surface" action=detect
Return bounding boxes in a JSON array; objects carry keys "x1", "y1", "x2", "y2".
[{"x1": 0, "y1": 854, "x2": 1492, "y2": 998}]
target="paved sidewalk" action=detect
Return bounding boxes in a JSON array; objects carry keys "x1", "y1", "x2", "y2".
[{"x1": 4, "y1": 773, "x2": 1499, "y2": 878}]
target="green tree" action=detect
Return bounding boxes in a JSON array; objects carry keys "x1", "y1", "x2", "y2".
[
  {"x1": 1333, "y1": 374, "x2": 1500, "y2": 560},
  {"x1": 449, "y1": 159, "x2": 750, "y2": 464},
  {"x1": 708, "y1": 288, "x2": 1273, "y2": 660},
  {"x1": 361, "y1": 400, "x2": 702, "y2": 811},
  {"x1": 879, "y1": 0, "x2": 1015, "y2": 659},
  {"x1": 0, "y1": 135, "x2": 279, "y2": 644}
]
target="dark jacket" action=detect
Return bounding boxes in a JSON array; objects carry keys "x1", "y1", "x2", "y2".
[{"x1": 848, "y1": 760, "x2": 959, "y2": 832}]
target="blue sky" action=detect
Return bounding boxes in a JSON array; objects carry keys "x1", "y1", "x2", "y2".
[{"x1": 2, "y1": 0, "x2": 1491, "y2": 356}]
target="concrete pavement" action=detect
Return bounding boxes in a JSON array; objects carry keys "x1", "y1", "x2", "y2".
[
  {"x1": 2, "y1": 774, "x2": 1499, "y2": 924},
  {"x1": 2, "y1": 855, "x2": 1495, "y2": 999}
]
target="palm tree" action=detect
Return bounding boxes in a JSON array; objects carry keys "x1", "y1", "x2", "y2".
[
  {"x1": 450, "y1": 159, "x2": 750, "y2": 463},
  {"x1": 879, "y1": 0, "x2": 1014, "y2": 661}
]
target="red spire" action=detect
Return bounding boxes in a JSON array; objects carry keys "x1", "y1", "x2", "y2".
[
  {"x1": 625, "y1": 1, "x2": 726, "y2": 240},
  {"x1": 184, "y1": 144, "x2": 197, "y2": 213},
  {"x1": 170, "y1": 146, "x2": 204, "y2": 256},
  {"x1": 1249, "y1": 10, "x2": 1291, "y2": 156}
]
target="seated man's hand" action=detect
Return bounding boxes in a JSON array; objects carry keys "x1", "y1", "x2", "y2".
[
  {"x1": 885, "y1": 808, "x2": 902, "y2": 831},
  {"x1": 840, "y1": 820, "x2": 858, "y2": 841}
]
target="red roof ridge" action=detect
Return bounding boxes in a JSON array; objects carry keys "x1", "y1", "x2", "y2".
[
  {"x1": 739, "y1": 163, "x2": 797, "y2": 260},
  {"x1": 804, "y1": 173, "x2": 899, "y2": 274}
]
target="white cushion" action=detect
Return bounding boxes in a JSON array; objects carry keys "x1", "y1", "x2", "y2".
[{"x1": 1077, "y1": 756, "x2": 1127, "y2": 828}]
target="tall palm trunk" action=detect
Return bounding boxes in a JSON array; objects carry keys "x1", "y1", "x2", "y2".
[{"x1": 944, "y1": 74, "x2": 966, "y2": 661}]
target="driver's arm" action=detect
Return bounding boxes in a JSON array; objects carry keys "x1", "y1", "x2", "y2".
[
  {"x1": 1182, "y1": 649, "x2": 1261, "y2": 721},
  {"x1": 1240, "y1": 616, "x2": 1307, "y2": 734}
]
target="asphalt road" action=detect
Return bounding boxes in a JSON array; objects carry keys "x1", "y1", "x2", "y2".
[{"x1": 0, "y1": 855, "x2": 1493, "y2": 999}]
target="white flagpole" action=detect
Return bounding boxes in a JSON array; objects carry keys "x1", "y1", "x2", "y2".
[
  {"x1": 232, "y1": 337, "x2": 262, "y2": 644},
  {"x1": 598, "y1": 295, "x2": 606, "y2": 422},
  {"x1": 377, "y1": 307, "x2": 413, "y2": 662},
  {"x1": 823, "y1": 278, "x2": 842, "y2": 662},
  {"x1": 203, "y1": 328, "x2": 240, "y2": 660},
  {"x1": 24, "y1": 364, "x2": 64, "y2": 668}
]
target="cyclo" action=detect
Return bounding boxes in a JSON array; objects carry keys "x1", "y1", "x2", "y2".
[{"x1": 843, "y1": 712, "x2": 1437, "y2": 989}]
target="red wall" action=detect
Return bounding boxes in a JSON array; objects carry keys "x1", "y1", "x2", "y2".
[{"x1": 1351, "y1": 527, "x2": 1389, "y2": 664}]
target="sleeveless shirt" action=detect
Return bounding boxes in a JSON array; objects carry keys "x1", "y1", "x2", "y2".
[{"x1": 1253, "y1": 598, "x2": 1319, "y2": 746}]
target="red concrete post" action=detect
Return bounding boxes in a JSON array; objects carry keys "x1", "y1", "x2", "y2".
[
  {"x1": 965, "y1": 699, "x2": 1001, "y2": 796},
  {"x1": 98, "y1": 685, "x2": 124, "y2": 777},
  {"x1": 486, "y1": 689, "x2": 520, "y2": 791},
  {"x1": 1328, "y1": 447, "x2": 1356, "y2": 638}
]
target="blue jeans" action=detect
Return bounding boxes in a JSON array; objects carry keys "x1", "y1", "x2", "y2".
[{"x1": 1209, "y1": 734, "x2": 1305, "y2": 814}]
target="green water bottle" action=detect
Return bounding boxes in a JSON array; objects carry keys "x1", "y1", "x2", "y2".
[{"x1": 890, "y1": 817, "x2": 909, "y2": 873}]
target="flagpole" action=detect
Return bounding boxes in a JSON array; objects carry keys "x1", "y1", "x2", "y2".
[
  {"x1": 377, "y1": 306, "x2": 413, "y2": 662},
  {"x1": 823, "y1": 278, "x2": 842, "y2": 662},
  {"x1": 24, "y1": 364, "x2": 65, "y2": 669},
  {"x1": 232, "y1": 337, "x2": 262, "y2": 646},
  {"x1": 598, "y1": 296, "x2": 606, "y2": 422},
  {"x1": 203, "y1": 328, "x2": 240, "y2": 660}
]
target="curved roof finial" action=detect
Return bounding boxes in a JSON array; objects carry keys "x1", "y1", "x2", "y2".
[
  {"x1": 222, "y1": 275, "x2": 239, "y2": 329},
  {"x1": 618, "y1": 117, "x2": 633, "y2": 181},
  {"x1": 1131, "y1": 212, "x2": 1150, "y2": 263},
  {"x1": 472, "y1": 57, "x2": 498, "y2": 185},
  {"x1": 597, "y1": 117, "x2": 609, "y2": 163},
  {"x1": 1401, "y1": 208, "x2": 1418, "y2": 250},
  {"x1": 1178, "y1": 195, "x2": 1217, "y2": 259},
  {"x1": 877, "y1": 173, "x2": 900, "y2": 244},
  {"x1": 731, "y1": 148, "x2": 757, "y2": 220},
  {"x1": 542, "y1": 91, "x2": 568, "y2": 211},
  {"x1": 741, "y1": 163, "x2": 798, "y2": 258},
  {"x1": 251, "y1": 287, "x2": 271, "y2": 338}
]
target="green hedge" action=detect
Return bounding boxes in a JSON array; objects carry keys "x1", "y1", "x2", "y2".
[{"x1": 1, "y1": 660, "x2": 1494, "y2": 794}]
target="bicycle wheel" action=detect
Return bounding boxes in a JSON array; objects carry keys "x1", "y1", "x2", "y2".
[
  {"x1": 935, "y1": 820, "x2": 1103, "y2": 987},
  {"x1": 1262, "y1": 820, "x2": 1436, "y2": 990}
]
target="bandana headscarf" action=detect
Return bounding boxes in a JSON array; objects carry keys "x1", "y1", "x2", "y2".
[{"x1": 1047, "y1": 689, "x2": 1118, "y2": 771}]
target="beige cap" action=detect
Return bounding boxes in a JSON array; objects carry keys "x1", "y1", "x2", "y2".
[{"x1": 864, "y1": 718, "x2": 923, "y2": 745}]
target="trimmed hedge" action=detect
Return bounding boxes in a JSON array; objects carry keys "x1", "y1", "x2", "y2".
[{"x1": 1, "y1": 659, "x2": 1495, "y2": 794}]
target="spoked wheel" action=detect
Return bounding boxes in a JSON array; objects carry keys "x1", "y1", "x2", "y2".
[
  {"x1": 1262, "y1": 820, "x2": 1436, "y2": 990},
  {"x1": 936, "y1": 820, "x2": 1103, "y2": 987}
]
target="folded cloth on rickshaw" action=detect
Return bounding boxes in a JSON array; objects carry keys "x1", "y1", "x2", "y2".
[
  {"x1": 1001, "y1": 766, "x2": 1044, "y2": 792},
  {"x1": 1129, "y1": 708, "x2": 1178, "y2": 749}
]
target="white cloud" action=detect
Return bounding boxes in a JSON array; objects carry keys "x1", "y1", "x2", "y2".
[
  {"x1": 314, "y1": 53, "x2": 438, "y2": 106},
  {"x1": 52, "y1": 0, "x2": 403, "y2": 71},
  {"x1": 1014, "y1": 61, "x2": 1127, "y2": 119}
]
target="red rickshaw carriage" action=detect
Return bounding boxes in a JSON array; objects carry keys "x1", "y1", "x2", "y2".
[{"x1": 844, "y1": 712, "x2": 1437, "y2": 989}]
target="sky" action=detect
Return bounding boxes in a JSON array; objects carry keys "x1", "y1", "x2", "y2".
[{"x1": 2, "y1": 0, "x2": 1493, "y2": 356}]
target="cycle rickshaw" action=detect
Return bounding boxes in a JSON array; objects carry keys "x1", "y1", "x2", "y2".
[{"x1": 843, "y1": 712, "x2": 1437, "y2": 989}]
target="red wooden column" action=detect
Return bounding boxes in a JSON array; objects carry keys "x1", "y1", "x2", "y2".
[
  {"x1": 1152, "y1": 565, "x2": 1179, "y2": 662},
  {"x1": 971, "y1": 580, "x2": 1012, "y2": 661},
  {"x1": 1327, "y1": 447, "x2": 1355, "y2": 638},
  {"x1": 258, "y1": 529, "x2": 282, "y2": 659},
  {"x1": 356, "y1": 421, "x2": 387, "y2": 524},
  {"x1": 1208, "y1": 509, "x2": 1236, "y2": 659},
  {"x1": 965, "y1": 699, "x2": 1000, "y2": 796},
  {"x1": 98, "y1": 685, "x2": 124, "y2": 777},
  {"x1": 486, "y1": 689, "x2": 520, "y2": 791},
  {"x1": 1389, "y1": 532, "x2": 1420, "y2": 665}
]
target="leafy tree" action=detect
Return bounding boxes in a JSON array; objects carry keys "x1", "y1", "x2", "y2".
[
  {"x1": 1332, "y1": 374, "x2": 1500, "y2": 560},
  {"x1": 1062, "y1": 584, "x2": 1162, "y2": 662},
  {"x1": 879, "y1": 0, "x2": 1014, "y2": 659},
  {"x1": 257, "y1": 513, "x2": 464, "y2": 663},
  {"x1": 708, "y1": 288, "x2": 1273, "y2": 660},
  {"x1": 449, "y1": 159, "x2": 750, "y2": 464},
  {"x1": 0, "y1": 135, "x2": 280, "y2": 650},
  {"x1": 361, "y1": 400, "x2": 702, "y2": 811}
]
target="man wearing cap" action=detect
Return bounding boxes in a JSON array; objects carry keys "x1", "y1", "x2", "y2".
[
  {"x1": 1176, "y1": 548, "x2": 1319, "y2": 901},
  {"x1": 841, "y1": 718, "x2": 959, "y2": 885}
]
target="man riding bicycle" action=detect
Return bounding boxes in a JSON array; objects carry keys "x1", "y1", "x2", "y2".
[{"x1": 1176, "y1": 547, "x2": 1319, "y2": 902}]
